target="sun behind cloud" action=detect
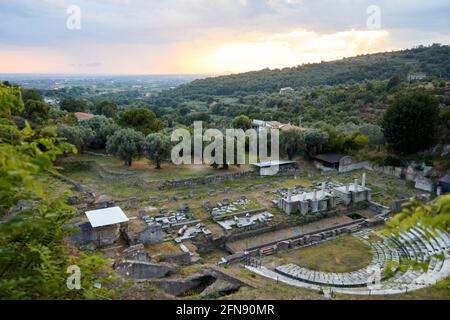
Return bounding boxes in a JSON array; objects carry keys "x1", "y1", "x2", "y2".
[{"x1": 177, "y1": 29, "x2": 391, "y2": 74}]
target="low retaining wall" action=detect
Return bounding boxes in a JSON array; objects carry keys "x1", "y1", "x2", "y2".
[
  {"x1": 159, "y1": 167, "x2": 298, "y2": 190},
  {"x1": 221, "y1": 220, "x2": 370, "y2": 265},
  {"x1": 368, "y1": 201, "x2": 390, "y2": 215},
  {"x1": 226, "y1": 218, "x2": 365, "y2": 254},
  {"x1": 339, "y1": 161, "x2": 435, "y2": 192},
  {"x1": 224, "y1": 202, "x2": 368, "y2": 243}
]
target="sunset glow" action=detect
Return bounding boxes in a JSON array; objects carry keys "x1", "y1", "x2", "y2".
[{"x1": 0, "y1": 0, "x2": 448, "y2": 74}]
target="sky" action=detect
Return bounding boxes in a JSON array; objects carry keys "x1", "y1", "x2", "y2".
[{"x1": 0, "y1": 0, "x2": 449, "y2": 75}]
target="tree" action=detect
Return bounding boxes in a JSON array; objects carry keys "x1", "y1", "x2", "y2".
[
  {"x1": 143, "y1": 133, "x2": 171, "y2": 169},
  {"x1": 382, "y1": 90, "x2": 440, "y2": 155},
  {"x1": 57, "y1": 124, "x2": 95, "y2": 153},
  {"x1": 352, "y1": 133, "x2": 369, "y2": 150},
  {"x1": 118, "y1": 107, "x2": 163, "y2": 135},
  {"x1": 280, "y1": 129, "x2": 305, "y2": 160},
  {"x1": 23, "y1": 100, "x2": 49, "y2": 124},
  {"x1": 185, "y1": 112, "x2": 211, "y2": 124},
  {"x1": 179, "y1": 106, "x2": 190, "y2": 116},
  {"x1": 382, "y1": 195, "x2": 450, "y2": 278},
  {"x1": 106, "y1": 128, "x2": 144, "y2": 166},
  {"x1": 304, "y1": 129, "x2": 329, "y2": 158},
  {"x1": 95, "y1": 100, "x2": 118, "y2": 118},
  {"x1": 21, "y1": 88, "x2": 43, "y2": 103},
  {"x1": 231, "y1": 115, "x2": 252, "y2": 130},
  {"x1": 342, "y1": 132, "x2": 369, "y2": 151},
  {"x1": 79, "y1": 115, "x2": 119, "y2": 148},
  {"x1": 0, "y1": 84, "x2": 109, "y2": 299},
  {"x1": 60, "y1": 97, "x2": 87, "y2": 113},
  {"x1": 441, "y1": 109, "x2": 450, "y2": 129},
  {"x1": 384, "y1": 195, "x2": 450, "y2": 246},
  {"x1": 386, "y1": 74, "x2": 401, "y2": 92},
  {"x1": 359, "y1": 124, "x2": 385, "y2": 147}
]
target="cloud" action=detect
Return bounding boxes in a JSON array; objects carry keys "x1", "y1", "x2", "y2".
[
  {"x1": 0, "y1": 0, "x2": 448, "y2": 74},
  {"x1": 177, "y1": 29, "x2": 391, "y2": 73}
]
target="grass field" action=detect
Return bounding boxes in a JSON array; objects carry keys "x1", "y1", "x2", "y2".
[{"x1": 269, "y1": 235, "x2": 373, "y2": 273}]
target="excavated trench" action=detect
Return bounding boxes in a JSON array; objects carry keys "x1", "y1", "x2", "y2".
[{"x1": 152, "y1": 273, "x2": 242, "y2": 298}]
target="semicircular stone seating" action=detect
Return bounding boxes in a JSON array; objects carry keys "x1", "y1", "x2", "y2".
[{"x1": 271, "y1": 226, "x2": 450, "y2": 295}]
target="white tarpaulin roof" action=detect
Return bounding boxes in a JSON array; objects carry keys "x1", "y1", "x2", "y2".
[{"x1": 85, "y1": 206, "x2": 129, "y2": 228}]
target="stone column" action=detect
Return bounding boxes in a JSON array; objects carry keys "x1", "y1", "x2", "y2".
[
  {"x1": 354, "y1": 179, "x2": 358, "y2": 192},
  {"x1": 362, "y1": 173, "x2": 366, "y2": 190}
]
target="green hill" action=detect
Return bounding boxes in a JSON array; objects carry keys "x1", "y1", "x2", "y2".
[{"x1": 162, "y1": 44, "x2": 450, "y2": 99}]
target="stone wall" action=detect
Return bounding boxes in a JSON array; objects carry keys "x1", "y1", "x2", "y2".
[
  {"x1": 69, "y1": 221, "x2": 121, "y2": 248},
  {"x1": 160, "y1": 252, "x2": 191, "y2": 265},
  {"x1": 114, "y1": 260, "x2": 177, "y2": 279},
  {"x1": 338, "y1": 160, "x2": 436, "y2": 193},
  {"x1": 368, "y1": 201, "x2": 390, "y2": 215},
  {"x1": 158, "y1": 167, "x2": 297, "y2": 190},
  {"x1": 121, "y1": 244, "x2": 151, "y2": 262},
  {"x1": 414, "y1": 177, "x2": 435, "y2": 192},
  {"x1": 223, "y1": 202, "x2": 368, "y2": 245},
  {"x1": 338, "y1": 161, "x2": 371, "y2": 173},
  {"x1": 136, "y1": 224, "x2": 164, "y2": 245},
  {"x1": 223, "y1": 220, "x2": 367, "y2": 262}
]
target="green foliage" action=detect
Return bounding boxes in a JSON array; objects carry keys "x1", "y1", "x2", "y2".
[
  {"x1": 60, "y1": 97, "x2": 87, "y2": 113},
  {"x1": 184, "y1": 111, "x2": 211, "y2": 124},
  {"x1": 353, "y1": 134, "x2": 369, "y2": 149},
  {"x1": 106, "y1": 128, "x2": 144, "y2": 166},
  {"x1": 231, "y1": 115, "x2": 252, "y2": 130},
  {"x1": 57, "y1": 124, "x2": 95, "y2": 153},
  {"x1": 143, "y1": 133, "x2": 171, "y2": 169},
  {"x1": 319, "y1": 124, "x2": 372, "y2": 154},
  {"x1": 0, "y1": 85, "x2": 109, "y2": 299},
  {"x1": 118, "y1": 107, "x2": 162, "y2": 135},
  {"x1": 380, "y1": 155, "x2": 407, "y2": 167},
  {"x1": 21, "y1": 89, "x2": 43, "y2": 103},
  {"x1": 384, "y1": 195, "x2": 450, "y2": 240},
  {"x1": 160, "y1": 45, "x2": 450, "y2": 98},
  {"x1": 304, "y1": 129, "x2": 329, "y2": 158},
  {"x1": 0, "y1": 84, "x2": 23, "y2": 117},
  {"x1": 23, "y1": 100, "x2": 49, "y2": 124},
  {"x1": 359, "y1": 123, "x2": 385, "y2": 147},
  {"x1": 441, "y1": 109, "x2": 450, "y2": 129},
  {"x1": 95, "y1": 100, "x2": 118, "y2": 118},
  {"x1": 386, "y1": 74, "x2": 402, "y2": 92},
  {"x1": 79, "y1": 115, "x2": 119, "y2": 148},
  {"x1": 382, "y1": 89, "x2": 440, "y2": 155},
  {"x1": 280, "y1": 129, "x2": 305, "y2": 160}
]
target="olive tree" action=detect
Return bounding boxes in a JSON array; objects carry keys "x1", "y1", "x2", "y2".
[
  {"x1": 106, "y1": 128, "x2": 144, "y2": 166},
  {"x1": 143, "y1": 133, "x2": 171, "y2": 169},
  {"x1": 280, "y1": 129, "x2": 305, "y2": 160},
  {"x1": 57, "y1": 124, "x2": 95, "y2": 153}
]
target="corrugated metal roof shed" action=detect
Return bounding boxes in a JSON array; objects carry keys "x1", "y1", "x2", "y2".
[
  {"x1": 312, "y1": 153, "x2": 346, "y2": 165},
  {"x1": 251, "y1": 160, "x2": 296, "y2": 168}
]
